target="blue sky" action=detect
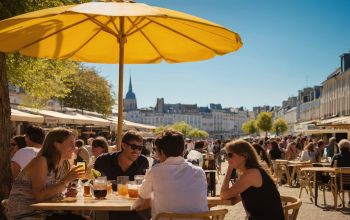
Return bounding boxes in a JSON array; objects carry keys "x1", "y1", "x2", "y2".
[{"x1": 88, "y1": 0, "x2": 350, "y2": 110}]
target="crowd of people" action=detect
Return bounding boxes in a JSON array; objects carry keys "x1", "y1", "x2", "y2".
[{"x1": 5, "y1": 124, "x2": 350, "y2": 220}]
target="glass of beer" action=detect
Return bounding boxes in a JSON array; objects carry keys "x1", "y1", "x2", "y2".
[
  {"x1": 117, "y1": 176, "x2": 129, "y2": 197},
  {"x1": 128, "y1": 181, "x2": 138, "y2": 199},
  {"x1": 93, "y1": 176, "x2": 107, "y2": 199},
  {"x1": 83, "y1": 181, "x2": 92, "y2": 197},
  {"x1": 76, "y1": 162, "x2": 86, "y2": 177}
]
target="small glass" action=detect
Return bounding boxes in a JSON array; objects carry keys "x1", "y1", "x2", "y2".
[
  {"x1": 134, "y1": 175, "x2": 145, "y2": 185},
  {"x1": 93, "y1": 176, "x2": 107, "y2": 199},
  {"x1": 107, "y1": 181, "x2": 113, "y2": 195},
  {"x1": 127, "y1": 181, "x2": 138, "y2": 198},
  {"x1": 117, "y1": 176, "x2": 129, "y2": 196},
  {"x1": 83, "y1": 181, "x2": 92, "y2": 197}
]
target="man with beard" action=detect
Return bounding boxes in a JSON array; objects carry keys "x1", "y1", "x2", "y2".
[{"x1": 94, "y1": 130, "x2": 150, "y2": 220}]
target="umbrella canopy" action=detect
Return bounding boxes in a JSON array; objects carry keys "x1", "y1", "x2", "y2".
[{"x1": 0, "y1": 0, "x2": 242, "y2": 149}]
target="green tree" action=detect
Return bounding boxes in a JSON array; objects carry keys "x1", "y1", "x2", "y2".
[
  {"x1": 170, "y1": 121, "x2": 193, "y2": 136},
  {"x1": 256, "y1": 112, "x2": 273, "y2": 137},
  {"x1": 7, "y1": 54, "x2": 80, "y2": 108},
  {"x1": 272, "y1": 117, "x2": 288, "y2": 136},
  {"x1": 242, "y1": 119, "x2": 258, "y2": 135},
  {"x1": 63, "y1": 67, "x2": 115, "y2": 115},
  {"x1": 0, "y1": 1, "x2": 89, "y2": 217},
  {"x1": 188, "y1": 128, "x2": 209, "y2": 138}
]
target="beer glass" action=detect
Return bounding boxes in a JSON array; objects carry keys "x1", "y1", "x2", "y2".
[
  {"x1": 93, "y1": 176, "x2": 107, "y2": 199},
  {"x1": 117, "y1": 176, "x2": 129, "y2": 196},
  {"x1": 127, "y1": 181, "x2": 138, "y2": 198}
]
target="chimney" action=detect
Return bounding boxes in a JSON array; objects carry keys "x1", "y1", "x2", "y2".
[{"x1": 341, "y1": 53, "x2": 350, "y2": 72}]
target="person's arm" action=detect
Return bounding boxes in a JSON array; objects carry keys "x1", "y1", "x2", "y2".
[
  {"x1": 30, "y1": 157, "x2": 84, "y2": 202},
  {"x1": 11, "y1": 161, "x2": 21, "y2": 181},
  {"x1": 220, "y1": 168, "x2": 260, "y2": 200}
]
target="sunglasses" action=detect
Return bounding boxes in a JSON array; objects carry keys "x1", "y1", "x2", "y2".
[{"x1": 127, "y1": 143, "x2": 144, "y2": 151}]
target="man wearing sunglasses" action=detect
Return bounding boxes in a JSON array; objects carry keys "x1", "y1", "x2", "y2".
[{"x1": 94, "y1": 130, "x2": 150, "y2": 220}]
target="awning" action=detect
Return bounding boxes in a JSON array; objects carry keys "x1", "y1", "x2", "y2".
[
  {"x1": 11, "y1": 108, "x2": 44, "y2": 123},
  {"x1": 108, "y1": 117, "x2": 155, "y2": 131},
  {"x1": 317, "y1": 116, "x2": 350, "y2": 125}
]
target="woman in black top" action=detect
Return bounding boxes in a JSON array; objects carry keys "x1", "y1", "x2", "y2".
[
  {"x1": 221, "y1": 140, "x2": 284, "y2": 220},
  {"x1": 331, "y1": 139, "x2": 350, "y2": 204}
]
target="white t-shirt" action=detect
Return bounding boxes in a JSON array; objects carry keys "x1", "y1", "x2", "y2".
[
  {"x1": 138, "y1": 156, "x2": 208, "y2": 218},
  {"x1": 186, "y1": 149, "x2": 203, "y2": 167},
  {"x1": 11, "y1": 147, "x2": 41, "y2": 170}
]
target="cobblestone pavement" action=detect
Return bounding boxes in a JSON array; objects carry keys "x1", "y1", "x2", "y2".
[{"x1": 214, "y1": 162, "x2": 350, "y2": 219}]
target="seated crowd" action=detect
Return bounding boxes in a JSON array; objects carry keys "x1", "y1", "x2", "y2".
[{"x1": 5, "y1": 125, "x2": 350, "y2": 219}]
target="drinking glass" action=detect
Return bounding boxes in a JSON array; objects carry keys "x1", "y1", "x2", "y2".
[
  {"x1": 76, "y1": 162, "x2": 86, "y2": 180},
  {"x1": 127, "y1": 181, "x2": 138, "y2": 198},
  {"x1": 83, "y1": 181, "x2": 92, "y2": 197},
  {"x1": 93, "y1": 176, "x2": 107, "y2": 199},
  {"x1": 134, "y1": 175, "x2": 145, "y2": 185},
  {"x1": 117, "y1": 176, "x2": 129, "y2": 196}
]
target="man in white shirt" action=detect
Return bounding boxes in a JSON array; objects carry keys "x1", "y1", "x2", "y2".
[
  {"x1": 186, "y1": 140, "x2": 206, "y2": 167},
  {"x1": 137, "y1": 129, "x2": 208, "y2": 218},
  {"x1": 11, "y1": 125, "x2": 45, "y2": 181}
]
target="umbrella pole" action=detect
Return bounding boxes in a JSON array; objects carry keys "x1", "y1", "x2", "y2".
[{"x1": 117, "y1": 17, "x2": 125, "y2": 151}]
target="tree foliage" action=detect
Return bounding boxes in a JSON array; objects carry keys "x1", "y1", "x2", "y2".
[
  {"x1": 7, "y1": 54, "x2": 80, "y2": 108},
  {"x1": 272, "y1": 117, "x2": 288, "y2": 135},
  {"x1": 256, "y1": 112, "x2": 273, "y2": 136},
  {"x1": 188, "y1": 128, "x2": 209, "y2": 138},
  {"x1": 242, "y1": 119, "x2": 258, "y2": 135},
  {"x1": 155, "y1": 121, "x2": 208, "y2": 138},
  {"x1": 63, "y1": 66, "x2": 115, "y2": 115}
]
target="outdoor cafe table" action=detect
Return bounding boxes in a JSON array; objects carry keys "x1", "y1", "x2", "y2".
[
  {"x1": 300, "y1": 167, "x2": 336, "y2": 207},
  {"x1": 30, "y1": 195, "x2": 235, "y2": 212},
  {"x1": 287, "y1": 161, "x2": 312, "y2": 187}
]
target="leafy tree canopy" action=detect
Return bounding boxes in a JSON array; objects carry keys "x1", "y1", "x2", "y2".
[
  {"x1": 272, "y1": 117, "x2": 288, "y2": 135},
  {"x1": 63, "y1": 66, "x2": 115, "y2": 115},
  {"x1": 188, "y1": 128, "x2": 209, "y2": 138},
  {"x1": 242, "y1": 119, "x2": 258, "y2": 135},
  {"x1": 256, "y1": 112, "x2": 273, "y2": 136}
]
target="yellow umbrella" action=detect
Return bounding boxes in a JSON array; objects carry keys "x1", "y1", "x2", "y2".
[{"x1": 0, "y1": 0, "x2": 242, "y2": 149}]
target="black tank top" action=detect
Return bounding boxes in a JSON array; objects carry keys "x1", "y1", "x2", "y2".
[{"x1": 241, "y1": 167, "x2": 284, "y2": 220}]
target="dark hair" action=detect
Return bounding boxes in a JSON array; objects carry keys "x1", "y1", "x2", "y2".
[
  {"x1": 304, "y1": 142, "x2": 315, "y2": 152},
  {"x1": 39, "y1": 128, "x2": 73, "y2": 174},
  {"x1": 270, "y1": 141, "x2": 280, "y2": 151},
  {"x1": 26, "y1": 125, "x2": 45, "y2": 144},
  {"x1": 12, "y1": 135, "x2": 27, "y2": 149},
  {"x1": 122, "y1": 130, "x2": 143, "y2": 144},
  {"x1": 75, "y1": 139, "x2": 85, "y2": 148},
  {"x1": 195, "y1": 141, "x2": 205, "y2": 149},
  {"x1": 226, "y1": 140, "x2": 275, "y2": 182},
  {"x1": 252, "y1": 143, "x2": 272, "y2": 167},
  {"x1": 317, "y1": 140, "x2": 324, "y2": 147},
  {"x1": 92, "y1": 137, "x2": 109, "y2": 153},
  {"x1": 155, "y1": 129, "x2": 184, "y2": 157}
]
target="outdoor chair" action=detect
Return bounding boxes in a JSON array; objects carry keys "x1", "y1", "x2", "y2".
[
  {"x1": 280, "y1": 195, "x2": 302, "y2": 220},
  {"x1": 154, "y1": 209, "x2": 228, "y2": 220},
  {"x1": 272, "y1": 160, "x2": 290, "y2": 185},
  {"x1": 298, "y1": 169, "x2": 314, "y2": 201},
  {"x1": 335, "y1": 167, "x2": 350, "y2": 208}
]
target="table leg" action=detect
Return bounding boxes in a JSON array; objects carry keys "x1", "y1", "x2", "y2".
[{"x1": 314, "y1": 171, "x2": 318, "y2": 205}]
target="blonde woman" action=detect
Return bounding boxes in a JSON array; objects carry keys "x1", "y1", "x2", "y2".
[{"x1": 220, "y1": 140, "x2": 284, "y2": 220}]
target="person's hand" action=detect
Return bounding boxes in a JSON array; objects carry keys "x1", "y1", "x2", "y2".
[{"x1": 63, "y1": 166, "x2": 85, "y2": 184}]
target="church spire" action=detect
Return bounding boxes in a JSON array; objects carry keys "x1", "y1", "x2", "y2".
[{"x1": 128, "y1": 75, "x2": 133, "y2": 92}]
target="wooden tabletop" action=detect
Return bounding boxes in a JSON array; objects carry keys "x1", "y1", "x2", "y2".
[
  {"x1": 31, "y1": 194, "x2": 134, "y2": 211},
  {"x1": 300, "y1": 167, "x2": 335, "y2": 172},
  {"x1": 31, "y1": 195, "x2": 235, "y2": 211}
]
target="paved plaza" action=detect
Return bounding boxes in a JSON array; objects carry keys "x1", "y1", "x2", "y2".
[{"x1": 215, "y1": 162, "x2": 350, "y2": 219}]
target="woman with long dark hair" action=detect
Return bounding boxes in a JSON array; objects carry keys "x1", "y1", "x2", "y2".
[
  {"x1": 220, "y1": 140, "x2": 284, "y2": 220},
  {"x1": 8, "y1": 128, "x2": 85, "y2": 220}
]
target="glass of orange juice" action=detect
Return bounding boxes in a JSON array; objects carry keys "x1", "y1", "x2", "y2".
[{"x1": 117, "y1": 176, "x2": 129, "y2": 196}]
